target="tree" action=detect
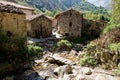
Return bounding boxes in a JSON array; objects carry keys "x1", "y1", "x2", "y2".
[
  {"x1": 111, "y1": 0, "x2": 120, "y2": 25},
  {"x1": 104, "y1": 0, "x2": 120, "y2": 32}
]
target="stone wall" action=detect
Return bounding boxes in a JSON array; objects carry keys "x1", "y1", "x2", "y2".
[
  {"x1": 82, "y1": 19, "x2": 106, "y2": 37},
  {"x1": 0, "y1": 12, "x2": 27, "y2": 74},
  {"x1": 0, "y1": 12, "x2": 26, "y2": 37},
  {"x1": 28, "y1": 15, "x2": 52, "y2": 38},
  {"x1": 55, "y1": 9, "x2": 83, "y2": 38}
]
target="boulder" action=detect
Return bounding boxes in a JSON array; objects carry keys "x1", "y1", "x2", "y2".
[
  {"x1": 69, "y1": 50, "x2": 77, "y2": 56},
  {"x1": 37, "y1": 69, "x2": 57, "y2": 79},
  {"x1": 54, "y1": 65, "x2": 73, "y2": 77},
  {"x1": 81, "y1": 67, "x2": 92, "y2": 75},
  {"x1": 52, "y1": 54, "x2": 76, "y2": 65},
  {"x1": 62, "y1": 74, "x2": 71, "y2": 80},
  {"x1": 95, "y1": 74, "x2": 118, "y2": 80},
  {"x1": 76, "y1": 74, "x2": 86, "y2": 80}
]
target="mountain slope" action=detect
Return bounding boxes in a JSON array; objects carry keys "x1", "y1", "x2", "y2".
[
  {"x1": 27, "y1": 0, "x2": 67, "y2": 11},
  {"x1": 3, "y1": 0, "x2": 108, "y2": 14}
]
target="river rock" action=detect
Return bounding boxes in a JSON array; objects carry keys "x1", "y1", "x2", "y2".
[
  {"x1": 69, "y1": 50, "x2": 77, "y2": 56},
  {"x1": 95, "y1": 74, "x2": 118, "y2": 80},
  {"x1": 52, "y1": 54, "x2": 76, "y2": 65},
  {"x1": 76, "y1": 74, "x2": 86, "y2": 80},
  {"x1": 81, "y1": 67, "x2": 92, "y2": 75},
  {"x1": 37, "y1": 68, "x2": 56, "y2": 79},
  {"x1": 54, "y1": 65, "x2": 72, "y2": 77},
  {"x1": 44, "y1": 56, "x2": 56, "y2": 63},
  {"x1": 54, "y1": 67, "x2": 61, "y2": 76},
  {"x1": 62, "y1": 74, "x2": 71, "y2": 80}
]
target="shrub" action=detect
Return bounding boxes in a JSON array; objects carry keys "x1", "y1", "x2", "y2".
[
  {"x1": 57, "y1": 40, "x2": 72, "y2": 50},
  {"x1": 28, "y1": 44, "x2": 43, "y2": 57},
  {"x1": 113, "y1": 63, "x2": 120, "y2": 76},
  {"x1": 103, "y1": 23, "x2": 120, "y2": 33},
  {"x1": 108, "y1": 43, "x2": 120, "y2": 51},
  {"x1": 80, "y1": 54, "x2": 98, "y2": 66}
]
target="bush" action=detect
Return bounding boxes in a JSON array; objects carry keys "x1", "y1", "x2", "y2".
[
  {"x1": 57, "y1": 40, "x2": 72, "y2": 50},
  {"x1": 28, "y1": 44, "x2": 43, "y2": 57},
  {"x1": 80, "y1": 54, "x2": 97, "y2": 66},
  {"x1": 108, "y1": 43, "x2": 120, "y2": 51},
  {"x1": 103, "y1": 23, "x2": 120, "y2": 33},
  {"x1": 113, "y1": 63, "x2": 120, "y2": 76}
]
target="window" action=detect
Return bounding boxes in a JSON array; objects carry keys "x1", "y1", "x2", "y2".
[
  {"x1": 70, "y1": 13, "x2": 72, "y2": 16},
  {"x1": 69, "y1": 22, "x2": 72, "y2": 27},
  {"x1": 65, "y1": 33, "x2": 69, "y2": 36}
]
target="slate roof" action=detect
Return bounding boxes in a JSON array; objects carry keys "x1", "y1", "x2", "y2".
[
  {"x1": 55, "y1": 9, "x2": 83, "y2": 19},
  {"x1": 0, "y1": 3, "x2": 24, "y2": 14},
  {"x1": 26, "y1": 14, "x2": 53, "y2": 21},
  {"x1": 0, "y1": 1, "x2": 34, "y2": 10}
]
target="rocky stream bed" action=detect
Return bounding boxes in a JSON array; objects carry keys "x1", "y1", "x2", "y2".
[{"x1": 2, "y1": 37, "x2": 120, "y2": 80}]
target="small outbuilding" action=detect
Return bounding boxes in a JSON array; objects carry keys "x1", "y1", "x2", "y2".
[
  {"x1": 82, "y1": 19, "x2": 106, "y2": 37},
  {"x1": 55, "y1": 9, "x2": 83, "y2": 38},
  {"x1": 26, "y1": 14, "x2": 53, "y2": 38}
]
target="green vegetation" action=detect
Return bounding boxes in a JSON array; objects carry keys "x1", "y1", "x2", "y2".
[
  {"x1": 79, "y1": 28, "x2": 120, "y2": 69},
  {"x1": 111, "y1": 0, "x2": 120, "y2": 26},
  {"x1": 104, "y1": 0, "x2": 120, "y2": 32},
  {"x1": 84, "y1": 11, "x2": 110, "y2": 21},
  {"x1": 108, "y1": 43, "x2": 120, "y2": 51},
  {"x1": 44, "y1": 9, "x2": 61, "y2": 17},
  {"x1": 28, "y1": 44, "x2": 43, "y2": 57},
  {"x1": 57, "y1": 40, "x2": 72, "y2": 50},
  {"x1": 113, "y1": 63, "x2": 120, "y2": 76},
  {"x1": 73, "y1": 2, "x2": 108, "y2": 14},
  {"x1": 10, "y1": 0, "x2": 109, "y2": 16},
  {"x1": 80, "y1": 43, "x2": 97, "y2": 66},
  {"x1": 80, "y1": 54, "x2": 97, "y2": 66},
  {"x1": 103, "y1": 23, "x2": 119, "y2": 33}
]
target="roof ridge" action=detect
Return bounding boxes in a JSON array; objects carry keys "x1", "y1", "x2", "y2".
[
  {"x1": 0, "y1": 1, "x2": 34, "y2": 10},
  {"x1": 0, "y1": 3, "x2": 24, "y2": 14}
]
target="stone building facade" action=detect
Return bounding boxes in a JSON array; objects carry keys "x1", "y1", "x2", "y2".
[
  {"x1": 82, "y1": 19, "x2": 106, "y2": 37},
  {"x1": 26, "y1": 14, "x2": 53, "y2": 38},
  {"x1": 0, "y1": 4, "x2": 26, "y2": 40},
  {"x1": 54, "y1": 9, "x2": 107, "y2": 39},
  {"x1": 0, "y1": 3, "x2": 27, "y2": 73},
  {"x1": 55, "y1": 9, "x2": 83, "y2": 38}
]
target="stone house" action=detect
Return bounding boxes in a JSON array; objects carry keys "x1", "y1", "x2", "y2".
[
  {"x1": 26, "y1": 14, "x2": 53, "y2": 38},
  {"x1": 0, "y1": 3, "x2": 27, "y2": 73},
  {"x1": 0, "y1": 1, "x2": 34, "y2": 15},
  {"x1": 0, "y1": 4, "x2": 26, "y2": 39},
  {"x1": 82, "y1": 19, "x2": 106, "y2": 37},
  {"x1": 55, "y1": 9, "x2": 83, "y2": 38}
]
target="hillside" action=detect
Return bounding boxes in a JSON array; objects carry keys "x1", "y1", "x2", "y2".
[{"x1": 3, "y1": 0, "x2": 108, "y2": 14}]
